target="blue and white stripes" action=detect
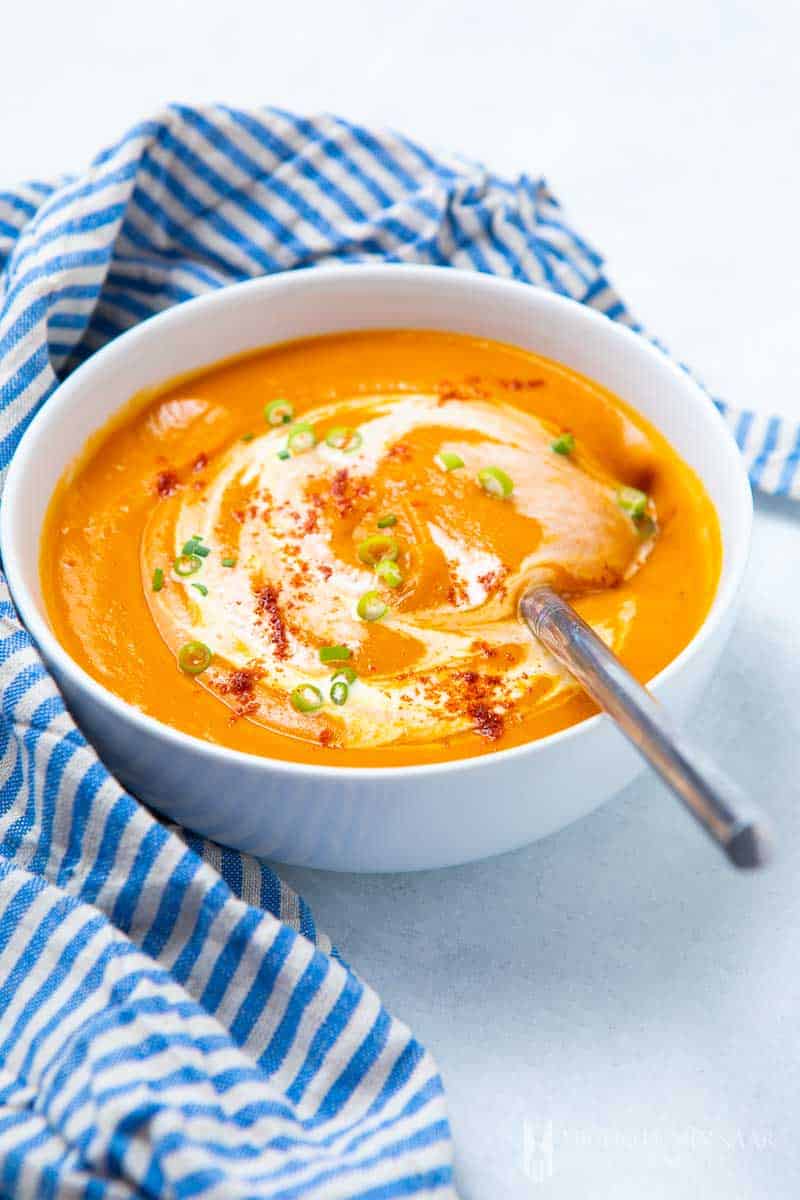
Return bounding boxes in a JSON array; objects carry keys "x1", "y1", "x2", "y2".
[{"x1": 0, "y1": 104, "x2": 794, "y2": 1197}]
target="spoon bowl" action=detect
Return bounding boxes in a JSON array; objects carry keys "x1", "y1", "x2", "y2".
[{"x1": 0, "y1": 265, "x2": 753, "y2": 870}]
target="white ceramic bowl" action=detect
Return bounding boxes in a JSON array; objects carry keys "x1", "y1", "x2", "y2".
[{"x1": 1, "y1": 266, "x2": 752, "y2": 872}]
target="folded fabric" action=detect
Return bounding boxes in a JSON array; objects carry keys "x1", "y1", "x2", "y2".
[{"x1": 0, "y1": 104, "x2": 793, "y2": 1199}]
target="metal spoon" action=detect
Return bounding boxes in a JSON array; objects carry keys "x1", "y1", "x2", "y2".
[{"x1": 519, "y1": 585, "x2": 770, "y2": 869}]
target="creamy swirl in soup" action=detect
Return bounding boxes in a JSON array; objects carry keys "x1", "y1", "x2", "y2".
[{"x1": 43, "y1": 331, "x2": 721, "y2": 766}]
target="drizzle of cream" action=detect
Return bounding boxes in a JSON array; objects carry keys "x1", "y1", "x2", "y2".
[{"x1": 143, "y1": 392, "x2": 646, "y2": 747}]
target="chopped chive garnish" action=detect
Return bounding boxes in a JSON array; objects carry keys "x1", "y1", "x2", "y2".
[
  {"x1": 182, "y1": 538, "x2": 210, "y2": 558},
  {"x1": 277, "y1": 448, "x2": 291, "y2": 460},
  {"x1": 375, "y1": 558, "x2": 403, "y2": 588},
  {"x1": 551, "y1": 432, "x2": 575, "y2": 456},
  {"x1": 287, "y1": 423, "x2": 317, "y2": 455},
  {"x1": 174, "y1": 553, "x2": 202, "y2": 577},
  {"x1": 617, "y1": 485, "x2": 648, "y2": 518},
  {"x1": 330, "y1": 679, "x2": 349, "y2": 706},
  {"x1": 319, "y1": 644, "x2": 351, "y2": 663},
  {"x1": 178, "y1": 640, "x2": 212, "y2": 675},
  {"x1": 264, "y1": 398, "x2": 294, "y2": 426},
  {"x1": 326, "y1": 426, "x2": 363, "y2": 453},
  {"x1": 242, "y1": 433, "x2": 255, "y2": 442},
  {"x1": 357, "y1": 590, "x2": 388, "y2": 622},
  {"x1": 357, "y1": 534, "x2": 399, "y2": 566},
  {"x1": 377, "y1": 513, "x2": 398, "y2": 528},
  {"x1": 221, "y1": 556, "x2": 237, "y2": 568},
  {"x1": 290, "y1": 683, "x2": 324, "y2": 713},
  {"x1": 436, "y1": 450, "x2": 465, "y2": 471},
  {"x1": 191, "y1": 583, "x2": 208, "y2": 597},
  {"x1": 332, "y1": 666, "x2": 357, "y2": 685},
  {"x1": 477, "y1": 466, "x2": 514, "y2": 499},
  {"x1": 152, "y1": 567, "x2": 164, "y2": 592}
]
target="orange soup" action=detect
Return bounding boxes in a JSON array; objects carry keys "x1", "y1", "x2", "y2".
[{"x1": 42, "y1": 330, "x2": 721, "y2": 767}]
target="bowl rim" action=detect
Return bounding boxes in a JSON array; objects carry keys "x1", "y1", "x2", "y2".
[{"x1": 1, "y1": 263, "x2": 753, "y2": 781}]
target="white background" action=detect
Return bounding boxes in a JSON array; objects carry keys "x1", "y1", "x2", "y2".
[{"x1": 3, "y1": 2, "x2": 799, "y2": 1196}]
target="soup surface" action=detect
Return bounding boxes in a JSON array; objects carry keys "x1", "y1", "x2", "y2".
[{"x1": 42, "y1": 330, "x2": 721, "y2": 766}]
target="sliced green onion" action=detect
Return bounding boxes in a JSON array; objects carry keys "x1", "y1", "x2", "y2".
[
  {"x1": 376, "y1": 513, "x2": 398, "y2": 528},
  {"x1": 617, "y1": 485, "x2": 648, "y2": 518},
  {"x1": 287, "y1": 423, "x2": 317, "y2": 455},
  {"x1": 264, "y1": 398, "x2": 294, "y2": 426},
  {"x1": 332, "y1": 666, "x2": 357, "y2": 685},
  {"x1": 319, "y1": 644, "x2": 351, "y2": 663},
  {"x1": 174, "y1": 554, "x2": 202, "y2": 577},
  {"x1": 178, "y1": 640, "x2": 212, "y2": 675},
  {"x1": 152, "y1": 567, "x2": 164, "y2": 592},
  {"x1": 636, "y1": 513, "x2": 657, "y2": 538},
  {"x1": 181, "y1": 538, "x2": 210, "y2": 558},
  {"x1": 375, "y1": 558, "x2": 403, "y2": 588},
  {"x1": 326, "y1": 426, "x2": 363, "y2": 453},
  {"x1": 242, "y1": 432, "x2": 255, "y2": 442},
  {"x1": 357, "y1": 534, "x2": 399, "y2": 565},
  {"x1": 277, "y1": 448, "x2": 291, "y2": 461},
  {"x1": 290, "y1": 683, "x2": 324, "y2": 713},
  {"x1": 551, "y1": 432, "x2": 575, "y2": 456},
  {"x1": 330, "y1": 679, "x2": 349, "y2": 706},
  {"x1": 221, "y1": 556, "x2": 237, "y2": 568},
  {"x1": 357, "y1": 591, "x2": 388, "y2": 622},
  {"x1": 191, "y1": 583, "x2": 208, "y2": 597},
  {"x1": 477, "y1": 466, "x2": 514, "y2": 499},
  {"x1": 436, "y1": 450, "x2": 465, "y2": 471}
]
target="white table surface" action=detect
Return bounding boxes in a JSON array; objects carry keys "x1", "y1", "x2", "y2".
[{"x1": 3, "y1": 2, "x2": 798, "y2": 1195}]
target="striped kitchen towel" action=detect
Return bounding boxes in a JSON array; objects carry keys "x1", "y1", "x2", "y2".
[{"x1": 0, "y1": 104, "x2": 795, "y2": 1199}]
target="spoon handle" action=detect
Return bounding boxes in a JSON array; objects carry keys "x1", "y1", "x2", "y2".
[{"x1": 519, "y1": 585, "x2": 770, "y2": 869}]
